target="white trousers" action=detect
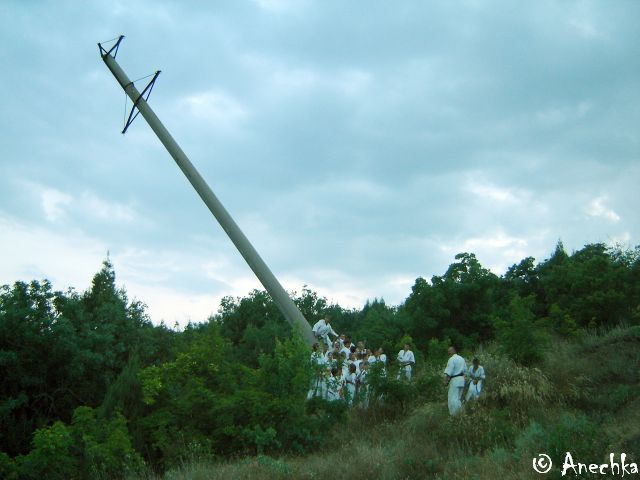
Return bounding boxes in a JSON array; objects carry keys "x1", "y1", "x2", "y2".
[
  {"x1": 466, "y1": 380, "x2": 483, "y2": 401},
  {"x1": 397, "y1": 366, "x2": 412, "y2": 381},
  {"x1": 316, "y1": 333, "x2": 332, "y2": 350},
  {"x1": 307, "y1": 376, "x2": 326, "y2": 400},
  {"x1": 448, "y1": 382, "x2": 464, "y2": 415}
]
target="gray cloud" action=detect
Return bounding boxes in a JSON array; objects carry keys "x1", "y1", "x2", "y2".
[{"x1": 1, "y1": 0, "x2": 638, "y2": 326}]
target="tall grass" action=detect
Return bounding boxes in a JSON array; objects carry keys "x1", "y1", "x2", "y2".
[{"x1": 145, "y1": 325, "x2": 640, "y2": 480}]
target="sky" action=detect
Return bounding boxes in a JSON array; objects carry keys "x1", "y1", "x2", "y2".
[{"x1": 1, "y1": 0, "x2": 638, "y2": 327}]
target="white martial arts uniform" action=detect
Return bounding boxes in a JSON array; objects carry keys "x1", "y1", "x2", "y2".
[
  {"x1": 344, "y1": 372, "x2": 357, "y2": 406},
  {"x1": 465, "y1": 365, "x2": 485, "y2": 401},
  {"x1": 340, "y1": 346, "x2": 351, "y2": 359},
  {"x1": 354, "y1": 359, "x2": 362, "y2": 373},
  {"x1": 444, "y1": 353, "x2": 467, "y2": 415},
  {"x1": 312, "y1": 319, "x2": 338, "y2": 349},
  {"x1": 307, "y1": 351, "x2": 327, "y2": 400},
  {"x1": 357, "y1": 369, "x2": 369, "y2": 409},
  {"x1": 396, "y1": 349, "x2": 415, "y2": 381},
  {"x1": 342, "y1": 361, "x2": 350, "y2": 379},
  {"x1": 380, "y1": 353, "x2": 388, "y2": 375},
  {"x1": 325, "y1": 374, "x2": 344, "y2": 402}
]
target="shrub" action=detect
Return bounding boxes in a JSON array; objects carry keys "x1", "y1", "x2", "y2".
[
  {"x1": 414, "y1": 363, "x2": 445, "y2": 403},
  {"x1": 481, "y1": 352, "x2": 554, "y2": 420},
  {"x1": 18, "y1": 421, "x2": 78, "y2": 480},
  {"x1": 0, "y1": 451, "x2": 18, "y2": 480},
  {"x1": 17, "y1": 406, "x2": 144, "y2": 480},
  {"x1": 545, "y1": 413, "x2": 608, "y2": 465}
]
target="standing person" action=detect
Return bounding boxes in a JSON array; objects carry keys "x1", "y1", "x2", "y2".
[
  {"x1": 444, "y1": 346, "x2": 467, "y2": 416},
  {"x1": 354, "y1": 352, "x2": 364, "y2": 373},
  {"x1": 307, "y1": 343, "x2": 327, "y2": 400},
  {"x1": 340, "y1": 352, "x2": 349, "y2": 378},
  {"x1": 367, "y1": 349, "x2": 377, "y2": 365},
  {"x1": 341, "y1": 338, "x2": 352, "y2": 359},
  {"x1": 326, "y1": 367, "x2": 344, "y2": 402},
  {"x1": 377, "y1": 348, "x2": 387, "y2": 366},
  {"x1": 312, "y1": 314, "x2": 338, "y2": 350},
  {"x1": 357, "y1": 361, "x2": 370, "y2": 409},
  {"x1": 466, "y1": 357, "x2": 486, "y2": 401},
  {"x1": 326, "y1": 351, "x2": 336, "y2": 370},
  {"x1": 396, "y1": 344, "x2": 415, "y2": 381},
  {"x1": 344, "y1": 363, "x2": 357, "y2": 406}
]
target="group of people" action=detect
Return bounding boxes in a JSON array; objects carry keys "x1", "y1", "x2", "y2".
[
  {"x1": 309, "y1": 315, "x2": 486, "y2": 415},
  {"x1": 307, "y1": 315, "x2": 394, "y2": 407}
]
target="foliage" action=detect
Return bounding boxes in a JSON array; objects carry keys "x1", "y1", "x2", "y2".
[
  {"x1": 402, "y1": 253, "x2": 503, "y2": 353},
  {"x1": 494, "y1": 294, "x2": 550, "y2": 365},
  {"x1": 17, "y1": 406, "x2": 143, "y2": 479},
  {"x1": 0, "y1": 451, "x2": 18, "y2": 480},
  {"x1": 136, "y1": 323, "x2": 320, "y2": 468},
  {"x1": 216, "y1": 289, "x2": 292, "y2": 366},
  {"x1": 0, "y1": 260, "x2": 173, "y2": 458},
  {"x1": 480, "y1": 352, "x2": 554, "y2": 417},
  {"x1": 18, "y1": 420, "x2": 77, "y2": 480},
  {"x1": 1, "y1": 241, "x2": 639, "y2": 477}
]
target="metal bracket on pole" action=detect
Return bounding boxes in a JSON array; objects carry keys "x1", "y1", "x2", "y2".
[
  {"x1": 122, "y1": 70, "x2": 161, "y2": 134},
  {"x1": 98, "y1": 35, "x2": 125, "y2": 59}
]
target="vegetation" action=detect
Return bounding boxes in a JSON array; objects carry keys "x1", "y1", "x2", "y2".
[{"x1": 0, "y1": 242, "x2": 638, "y2": 479}]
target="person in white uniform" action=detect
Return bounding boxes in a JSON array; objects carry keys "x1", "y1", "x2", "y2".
[
  {"x1": 307, "y1": 343, "x2": 327, "y2": 400},
  {"x1": 326, "y1": 367, "x2": 344, "y2": 402},
  {"x1": 344, "y1": 363, "x2": 357, "y2": 406},
  {"x1": 357, "y1": 360, "x2": 370, "y2": 409},
  {"x1": 465, "y1": 357, "x2": 485, "y2": 401},
  {"x1": 311, "y1": 315, "x2": 338, "y2": 350},
  {"x1": 444, "y1": 346, "x2": 467, "y2": 415},
  {"x1": 375, "y1": 348, "x2": 387, "y2": 376},
  {"x1": 396, "y1": 344, "x2": 415, "y2": 381}
]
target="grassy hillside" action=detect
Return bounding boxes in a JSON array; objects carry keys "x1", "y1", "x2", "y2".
[{"x1": 150, "y1": 325, "x2": 640, "y2": 480}]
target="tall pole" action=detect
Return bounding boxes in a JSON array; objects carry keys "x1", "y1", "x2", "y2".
[{"x1": 99, "y1": 38, "x2": 315, "y2": 346}]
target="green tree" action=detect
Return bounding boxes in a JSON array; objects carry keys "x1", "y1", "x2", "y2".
[
  {"x1": 0, "y1": 260, "x2": 168, "y2": 457},
  {"x1": 537, "y1": 243, "x2": 634, "y2": 329},
  {"x1": 403, "y1": 253, "x2": 502, "y2": 351},
  {"x1": 494, "y1": 295, "x2": 550, "y2": 365},
  {"x1": 18, "y1": 406, "x2": 143, "y2": 479},
  {"x1": 217, "y1": 289, "x2": 291, "y2": 365}
]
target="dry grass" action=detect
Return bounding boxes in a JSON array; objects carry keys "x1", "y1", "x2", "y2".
[{"x1": 143, "y1": 326, "x2": 639, "y2": 480}]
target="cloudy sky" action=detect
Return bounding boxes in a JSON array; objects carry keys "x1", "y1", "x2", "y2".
[{"x1": 1, "y1": 0, "x2": 638, "y2": 327}]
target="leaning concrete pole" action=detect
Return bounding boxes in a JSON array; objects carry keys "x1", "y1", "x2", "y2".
[{"x1": 99, "y1": 37, "x2": 315, "y2": 346}]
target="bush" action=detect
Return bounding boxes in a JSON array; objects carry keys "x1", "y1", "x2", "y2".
[
  {"x1": 71, "y1": 406, "x2": 145, "y2": 478},
  {"x1": 17, "y1": 406, "x2": 144, "y2": 480},
  {"x1": 414, "y1": 363, "x2": 445, "y2": 403},
  {"x1": 481, "y1": 352, "x2": 554, "y2": 420},
  {"x1": 0, "y1": 451, "x2": 18, "y2": 480},
  {"x1": 463, "y1": 404, "x2": 518, "y2": 452},
  {"x1": 18, "y1": 421, "x2": 77, "y2": 480}
]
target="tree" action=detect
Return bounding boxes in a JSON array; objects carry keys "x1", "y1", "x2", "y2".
[
  {"x1": 537, "y1": 243, "x2": 634, "y2": 329},
  {"x1": 403, "y1": 253, "x2": 502, "y2": 351},
  {"x1": 494, "y1": 295, "x2": 550, "y2": 366},
  {"x1": 217, "y1": 290, "x2": 291, "y2": 365}
]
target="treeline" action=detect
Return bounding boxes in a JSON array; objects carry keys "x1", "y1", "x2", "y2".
[{"x1": 0, "y1": 242, "x2": 638, "y2": 478}]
